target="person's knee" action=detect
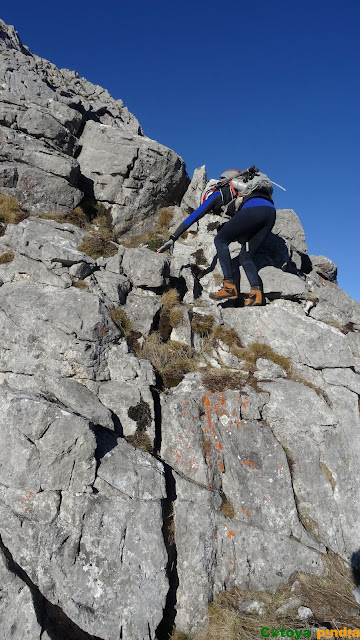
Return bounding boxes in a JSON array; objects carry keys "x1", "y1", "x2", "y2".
[
  {"x1": 215, "y1": 231, "x2": 229, "y2": 249},
  {"x1": 214, "y1": 234, "x2": 223, "y2": 249}
]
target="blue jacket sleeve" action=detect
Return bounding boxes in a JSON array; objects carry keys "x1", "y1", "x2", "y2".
[{"x1": 170, "y1": 191, "x2": 222, "y2": 241}]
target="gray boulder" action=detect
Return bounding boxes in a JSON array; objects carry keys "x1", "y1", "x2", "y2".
[
  {"x1": 261, "y1": 378, "x2": 360, "y2": 557},
  {"x1": 123, "y1": 289, "x2": 161, "y2": 336},
  {"x1": 1, "y1": 18, "x2": 190, "y2": 224},
  {"x1": 0, "y1": 385, "x2": 96, "y2": 492},
  {"x1": 0, "y1": 216, "x2": 93, "y2": 266},
  {"x1": 259, "y1": 265, "x2": 306, "y2": 299},
  {"x1": 0, "y1": 124, "x2": 83, "y2": 213},
  {"x1": 222, "y1": 305, "x2": 354, "y2": 369},
  {"x1": 121, "y1": 246, "x2": 170, "y2": 288},
  {"x1": 180, "y1": 164, "x2": 207, "y2": 212},
  {"x1": 92, "y1": 269, "x2": 131, "y2": 305},
  {"x1": 309, "y1": 254, "x2": 338, "y2": 282},
  {"x1": 308, "y1": 279, "x2": 360, "y2": 330},
  {"x1": 0, "y1": 452, "x2": 168, "y2": 640},
  {"x1": 0, "y1": 547, "x2": 43, "y2": 640},
  {"x1": 77, "y1": 120, "x2": 189, "y2": 236},
  {"x1": 273, "y1": 208, "x2": 307, "y2": 254},
  {"x1": 99, "y1": 342, "x2": 157, "y2": 443},
  {"x1": 160, "y1": 383, "x2": 324, "y2": 633}
]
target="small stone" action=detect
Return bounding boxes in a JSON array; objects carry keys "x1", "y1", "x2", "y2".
[
  {"x1": 276, "y1": 597, "x2": 302, "y2": 615},
  {"x1": 237, "y1": 600, "x2": 265, "y2": 616},
  {"x1": 297, "y1": 606, "x2": 313, "y2": 620}
]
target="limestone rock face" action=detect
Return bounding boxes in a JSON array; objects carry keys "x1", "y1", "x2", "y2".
[
  {"x1": 0, "y1": 19, "x2": 189, "y2": 220},
  {"x1": 77, "y1": 121, "x2": 189, "y2": 236},
  {"x1": 1, "y1": 203, "x2": 360, "y2": 639},
  {"x1": 1, "y1": 18, "x2": 360, "y2": 640},
  {"x1": 180, "y1": 164, "x2": 208, "y2": 211}
]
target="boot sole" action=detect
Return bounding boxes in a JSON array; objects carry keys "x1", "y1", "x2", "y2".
[{"x1": 209, "y1": 294, "x2": 238, "y2": 301}]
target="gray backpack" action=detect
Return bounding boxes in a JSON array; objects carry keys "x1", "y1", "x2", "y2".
[{"x1": 220, "y1": 166, "x2": 274, "y2": 198}]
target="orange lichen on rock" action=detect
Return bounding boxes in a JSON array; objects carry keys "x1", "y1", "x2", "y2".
[{"x1": 243, "y1": 458, "x2": 258, "y2": 470}]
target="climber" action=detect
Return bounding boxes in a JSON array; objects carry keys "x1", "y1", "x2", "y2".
[{"x1": 157, "y1": 167, "x2": 276, "y2": 306}]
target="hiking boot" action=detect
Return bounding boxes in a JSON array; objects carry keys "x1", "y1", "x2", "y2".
[
  {"x1": 209, "y1": 279, "x2": 238, "y2": 301},
  {"x1": 244, "y1": 286, "x2": 264, "y2": 306}
]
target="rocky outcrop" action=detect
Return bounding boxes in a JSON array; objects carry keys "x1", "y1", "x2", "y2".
[
  {"x1": 0, "y1": 19, "x2": 189, "y2": 228},
  {"x1": 1, "y1": 16, "x2": 360, "y2": 640},
  {"x1": 1, "y1": 202, "x2": 360, "y2": 638}
]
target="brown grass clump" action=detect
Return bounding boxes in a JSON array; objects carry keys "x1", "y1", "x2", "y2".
[
  {"x1": 0, "y1": 194, "x2": 28, "y2": 231},
  {"x1": 162, "y1": 288, "x2": 180, "y2": 310},
  {"x1": 38, "y1": 199, "x2": 112, "y2": 231},
  {"x1": 110, "y1": 307, "x2": 133, "y2": 334},
  {"x1": 119, "y1": 208, "x2": 174, "y2": 251},
  {"x1": 0, "y1": 250, "x2": 15, "y2": 264},
  {"x1": 233, "y1": 342, "x2": 292, "y2": 372},
  {"x1": 170, "y1": 552, "x2": 360, "y2": 640},
  {"x1": 77, "y1": 235, "x2": 118, "y2": 260},
  {"x1": 126, "y1": 431, "x2": 153, "y2": 453},
  {"x1": 38, "y1": 208, "x2": 89, "y2": 228},
  {"x1": 191, "y1": 248, "x2": 207, "y2": 266},
  {"x1": 169, "y1": 307, "x2": 184, "y2": 328},
  {"x1": 202, "y1": 368, "x2": 249, "y2": 393},
  {"x1": 220, "y1": 492, "x2": 236, "y2": 519},
  {"x1": 210, "y1": 325, "x2": 243, "y2": 350},
  {"x1": 170, "y1": 631, "x2": 190, "y2": 640},
  {"x1": 191, "y1": 313, "x2": 215, "y2": 337},
  {"x1": 158, "y1": 289, "x2": 183, "y2": 340},
  {"x1": 139, "y1": 332, "x2": 195, "y2": 387},
  {"x1": 157, "y1": 208, "x2": 174, "y2": 230},
  {"x1": 72, "y1": 279, "x2": 89, "y2": 291}
]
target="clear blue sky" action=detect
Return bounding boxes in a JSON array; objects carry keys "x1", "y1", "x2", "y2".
[{"x1": 2, "y1": 1, "x2": 360, "y2": 300}]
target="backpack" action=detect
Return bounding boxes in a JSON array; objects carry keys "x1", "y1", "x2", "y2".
[
  {"x1": 200, "y1": 166, "x2": 273, "y2": 220},
  {"x1": 220, "y1": 166, "x2": 274, "y2": 198}
]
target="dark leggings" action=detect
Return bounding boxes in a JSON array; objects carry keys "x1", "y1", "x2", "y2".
[{"x1": 214, "y1": 206, "x2": 276, "y2": 287}]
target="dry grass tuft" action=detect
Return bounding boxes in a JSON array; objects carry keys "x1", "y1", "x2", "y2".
[
  {"x1": 162, "y1": 288, "x2": 180, "y2": 310},
  {"x1": 119, "y1": 208, "x2": 174, "y2": 251},
  {"x1": 39, "y1": 199, "x2": 112, "y2": 231},
  {"x1": 202, "y1": 368, "x2": 249, "y2": 393},
  {"x1": 139, "y1": 332, "x2": 195, "y2": 387},
  {"x1": 158, "y1": 290, "x2": 183, "y2": 340},
  {"x1": 210, "y1": 325, "x2": 243, "y2": 350},
  {"x1": 72, "y1": 279, "x2": 89, "y2": 291},
  {"x1": 170, "y1": 631, "x2": 190, "y2": 640},
  {"x1": 233, "y1": 342, "x2": 292, "y2": 372},
  {"x1": 110, "y1": 307, "x2": 133, "y2": 334},
  {"x1": 38, "y1": 208, "x2": 88, "y2": 228},
  {"x1": 0, "y1": 250, "x2": 15, "y2": 265},
  {"x1": 169, "y1": 307, "x2": 184, "y2": 328},
  {"x1": 77, "y1": 235, "x2": 118, "y2": 260},
  {"x1": 191, "y1": 248, "x2": 207, "y2": 266},
  {"x1": 0, "y1": 194, "x2": 28, "y2": 230},
  {"x1": 220, "y1": 492, "x2": 236, "y2": 519},
  {"x1": 157, "y1": 208, "x2": 174, "y2": 230},
  {"x1": 126, "y1": 431, "x2": 153, "y2": 453},
  {"x1": 191, "y1": 313, "x2": 215, "y2": 337}
]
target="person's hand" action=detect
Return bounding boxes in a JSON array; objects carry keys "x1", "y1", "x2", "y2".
[{"x1": 157, "y1": 239, "x2": 174, "y2": 255}]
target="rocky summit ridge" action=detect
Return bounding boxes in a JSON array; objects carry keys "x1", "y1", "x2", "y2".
[{"x1": 1, "y1": 18, "x2": 360, "y2": 640}]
